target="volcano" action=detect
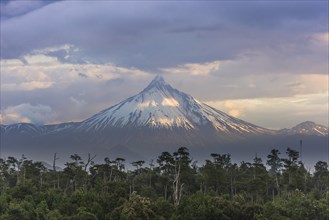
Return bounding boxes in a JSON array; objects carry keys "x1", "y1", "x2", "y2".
[
  {"x1": 78, "y1": 75, "x2": 270, "y2": 134},
  {"x1": 1, "y1": 76, "x2": 327, "y2": 162}
]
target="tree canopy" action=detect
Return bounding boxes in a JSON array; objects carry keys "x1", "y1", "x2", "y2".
[{"x1": 0, "y1": 147, "x2": 328, "y2": 219}]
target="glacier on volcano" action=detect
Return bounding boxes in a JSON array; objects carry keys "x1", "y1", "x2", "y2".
[{"x1": 78, "y1": 75, "x2": 270, "y2": 135}]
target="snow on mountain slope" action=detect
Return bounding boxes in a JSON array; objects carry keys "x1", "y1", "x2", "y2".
[
  {"x1": 2, "y1": 76, "x2": 325, "y2": 139},
  {"x1": 1, "y1": 122, "x2": 78, "y2": 136},
  {"x1": 1, "y1": 123, "x2": 43, "y2": 136},
  {"x1": 1, "y1": 76, "x2": 327, "y2": 161},
  {"x1": 78, "y1": 75, "x2": 270, "y2": 135},
  {"x1": 42, "y1": 122, "x2": 78, "y2": 134},
  {"x1": 279, "y1": 121, "x2": 328, "y2": 136}
]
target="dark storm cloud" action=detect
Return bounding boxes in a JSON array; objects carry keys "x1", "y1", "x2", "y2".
[
  {"x1": 1, "y1": 1, "x2": 328, "y2": 127},
  {"x1": 1, "y1": 1, "x2": 327, "y2": 70},
  {"x1": 0, "y1": 0, "x2": 61, "y2": 20},
  {"x1": 221, "y1": 1, "x2": 326, "y2": 28}
]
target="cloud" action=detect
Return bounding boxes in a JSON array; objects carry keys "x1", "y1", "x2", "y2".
[
  {"x1": 31, "y1": 44, "x2": 77, "y2": 54},
  {"x1": 23, "y1": 54, "x2": 59, "y2": 65},
  {"x1": 0, "y1": 59, "x2": 24, "y2": 66},
  {"x1": 205, "y1": 92, "x2": 329, "y2": 129},
  {"x1": 1, "y1": 49, "x2": 153, "y2": 124},
  {"x1": 0, "y1": 2, "x2": 327, "y2": 128},
  {"x1": 1, "y1": 48, "x2": 150, "y2": 93},
  {"x1": 311, "y1": 32, "x2": 329, "y2": 43},
  {"x1": 3, "y1": 81, "x2": 54, "y2": 91},
  {"x1": 161, "y1": 61, "x2": 221, "y2": 76},
  {"x1": 228, "y1": 109, "x2": 241, "y2": 118},
  {"x1": 1, "y1": 103, "x2": 57, "y2": 125},
  {"x1": 162, "y1": 66, "x2": 328, "y2": 102},
  {"x1": 0, "y1": 0, "x2": 57, "y2": 19},
  {"x1": 70, "y1": 96, "x2": 86, "y2": 107},
  {"x1": 28, "y1": 44, "x2": 82, "y2": 63},
  {"x1": 1, "y1": 45, "x2": 327, "y2": 127},
  {"x1": 1, "y1": 1, "x2": 327, "y2": 70},
  {"x1": 222, "y1": 101, "x2": 242, "y2": 118}
]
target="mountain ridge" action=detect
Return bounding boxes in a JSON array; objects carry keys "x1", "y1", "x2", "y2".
[
  {"x1": 1, "y1": 76, "x2": 328, "y2": 137},
  {"x1": 76, "y1": 75, "x2": 272, "y2": 136},
  {"x1": 1, "y1": 120, "x2": 327, "y2": 137},
  {"x1": 1, "y1": 76, "x2": 328, "y2": 166}
]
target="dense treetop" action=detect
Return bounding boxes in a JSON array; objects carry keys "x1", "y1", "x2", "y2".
[{"x1": 0, "y1": 147, "x2": 328, "y2": 219}]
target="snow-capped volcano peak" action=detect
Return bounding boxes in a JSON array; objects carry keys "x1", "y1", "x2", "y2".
[
  {"x1": 142, "y1": 75, "x2": 174, "y2": 93},
  {"x1": 78, "y1": 75, "x2": 270, "y2": 135},
  {"x1": 80, "y1": 75, "x2": 195, "y2": 130},
  {"x1": 145, "y1": 75, "x2": 166, "y2": 88}
]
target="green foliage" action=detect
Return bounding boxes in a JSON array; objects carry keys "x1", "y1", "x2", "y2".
[
  {"x1": 46, "y1": 209, "x2": 62, "y2": 220},
  {"x1": 151, "y1": 198, "x2": 174, "y2": 220},
  {"x1": 173, "y1": 192, "x2": 243, "y2": 220},
  {"x1": 3, "y1": 202, "x2": 31, "y2": 220},
  {"x1": 35, "y1": 200, "x2": 49, "y2": 220},
  {"x1": 174, "y1": 193, "x2": 222, "y2": 220},
  {"x1": 264, "y1": 190, "x2": 329, "y2": 220},
  {"x1": 75, "y1": 207, "x2": 98, "y2": 220},
  {"x1": 0, "y1": 147, "x2": 328, "y2": 219},
  {"x1": 120, "y1": 192, "x2": 155, "y2": 220}
]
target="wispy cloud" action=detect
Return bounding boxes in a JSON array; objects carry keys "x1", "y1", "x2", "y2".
[
  {"x1": 2, "y1": 81, "x2": 54, "y2": 91},
  {"x1": 0, "y1": 0, "x2": 58, "y2": 19},
  {"x1": 0, "y1": 1, "x2": 327, "y2": 128},
  {"x1": 0, "y1": 103, "x2": 57, "y2": 125},
  {"x1": 205, "y1": 92, "x2": 329, "y2": 129},
  {"x1": 1, "y1": 1, "x2": 327, "y2": 70},
  {"x1": 161, "y1": 61, "x2": 221, "y2": 76},
  {"x1": 311, "y1": 32, "x2": 329, "y2": 44}
]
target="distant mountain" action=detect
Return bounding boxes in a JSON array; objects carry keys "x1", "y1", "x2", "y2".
[
  {"x1": 1, "y1": 123, "x2": 42, "y2": 136},
  {"x1": 1, "y1": 122, "x2": 77, "y2": 136},
  {"x1": 1, "y1": 76, "x2": 328, "y2": 163},
  {"x1": 77, "y1": 75, "x2": 271, "y2": 135},
  {"x1": 278, "y1": 121, "x2": 328, "y2": 136}
]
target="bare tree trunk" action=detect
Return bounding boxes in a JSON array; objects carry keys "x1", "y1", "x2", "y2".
[
  {"x1": 53, "y1": 153, "x2": 59, "y2": 172},
  {"x1": 173, "y1": 163, "x2": 181, "y2": 206},
  {"x1": 275, "y1": 174, "x2": 279, "y2": 196},
  {"x1": 84, "y1": 153, "x2": 96, "y2": 172},
  {"x1": 230, "y1": 174, "x2": 234, "y2": 198},
  {"x1": 164, "y1": 185, "x2": 168, "y2": 200},
  {"x1": 57, "y1": 173, "x2": 60, "y2": 189},
  {"x1": 23, "y1": 167, "x2": 26, "y2": 185},
  {"x1": 132, "y1": 178, "x2": 135, "y2": 192},
  {"x1": 234, "y1": 177, "x2": 237, "y2": 195},
  {"x1": 109, "y1": 168, "x2": 113, "y2": 182},
  {"x1": 179, "y1": 183, "x2": 184, "y2": 203}
]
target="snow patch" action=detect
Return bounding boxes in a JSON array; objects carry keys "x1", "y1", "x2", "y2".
[
  {"x1": 77, "y1": 75, "x2": 270, "y2": 134},
  {"x1": 162, "y1": 98, "x2": 179, "y2": 107}
]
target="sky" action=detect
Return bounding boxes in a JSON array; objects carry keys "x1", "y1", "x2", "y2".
[{"x1": 0, "y1": 0, "x2": 328, "y2": 129}]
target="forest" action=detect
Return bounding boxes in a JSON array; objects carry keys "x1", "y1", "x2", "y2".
[{"x1": 0, "y1": 147, "x2": 328, "y2": 220}]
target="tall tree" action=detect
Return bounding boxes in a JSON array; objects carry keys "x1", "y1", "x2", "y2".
[
  {"x1": 267, "y1": 149, "x2": 282, "y2": 199},
  {"x1": 157, "y1": 151, "x2": 175, "y2": 200},
  {"x1": 313, "y1": 161, "x2": 329, "y2": 193},
  {"x1": 282, "y1": 148, "x2": 307, "y2": 192},
  {"x1": 172, "y1": 147, "x2": 193, "y2": 206}
]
